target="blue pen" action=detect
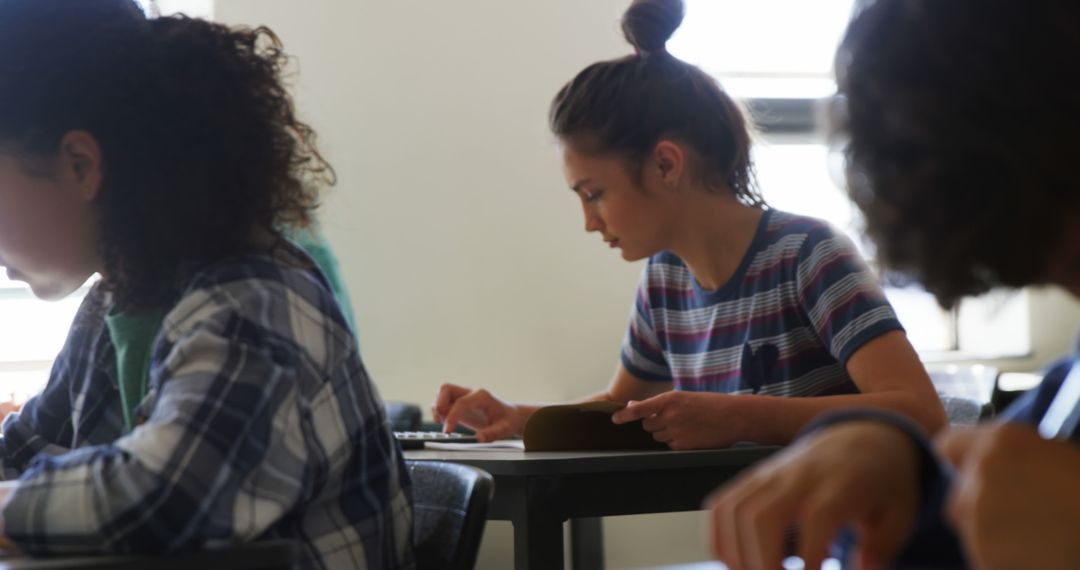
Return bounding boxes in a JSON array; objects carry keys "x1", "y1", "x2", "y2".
[{"x1": 1037, "y1": 362, "x2": 1080, "y2": 440}]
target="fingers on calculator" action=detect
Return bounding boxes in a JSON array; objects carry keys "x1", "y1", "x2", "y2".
[{"x1": 394, "y1": 431, "x2": 479, "y2": 449}]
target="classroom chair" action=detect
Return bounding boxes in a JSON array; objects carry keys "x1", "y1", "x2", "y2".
[
  {"x1": 407, "y1": 460, "x2": 494, "y2": 570},
  {"x1": 385, "y1": 401, "x2": 423, "y2": 432}
]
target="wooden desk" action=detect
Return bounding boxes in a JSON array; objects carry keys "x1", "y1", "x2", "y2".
[{"x1": 405, "y1": 445, "x2": 777, "y2": 570}]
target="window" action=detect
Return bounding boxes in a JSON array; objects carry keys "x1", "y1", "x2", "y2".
[
  {"x1": 0, "y1": 276, "x2": 91, "y2": 402},
  {"x1": 669, "y1": 0, "x2": 853, "y2": 99},
  {"x1": 669, "y1": 0, "x2": 1029, "y2": 358}
]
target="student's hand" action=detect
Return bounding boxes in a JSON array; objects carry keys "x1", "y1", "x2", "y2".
[
  {"x1": 0, "y1": 400, "x2": 18, "y2": 423},
  {"x1": 705, "y1": 421, "x2": 921, "y2": 570},
  {"x1": 611, "y1": 391, "x2": 747, "y2": 450},
  {"x1": 432, "y1": 383, "x2": 526, "y2": 442},
  {"x1": 936, "y1": 423, "x2": 1080, "y2": 570}
]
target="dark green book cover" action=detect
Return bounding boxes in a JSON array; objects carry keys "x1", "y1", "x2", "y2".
[{"x1": 522, "y1": 401, "x2": 667, "y2": 451}]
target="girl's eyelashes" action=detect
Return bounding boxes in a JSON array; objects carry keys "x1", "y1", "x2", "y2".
[{"x1": 583, "y1": 190, "x2": 604, "y2": 203}]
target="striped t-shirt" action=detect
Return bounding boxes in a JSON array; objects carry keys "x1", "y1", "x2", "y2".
[{"x1": 621, "y1": 209, "x2": 903, "y2": 396}]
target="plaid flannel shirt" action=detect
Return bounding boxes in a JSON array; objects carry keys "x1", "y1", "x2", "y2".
[{"x1": 0, "y1": 243, "x2": 414, "y2": 569}]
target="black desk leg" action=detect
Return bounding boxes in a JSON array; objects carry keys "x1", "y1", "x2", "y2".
[
  {"x1": 570, "y1": 517, "x2": 604, "y2": 569},
  {"x1": 512, "y1": 509, "x2": 565, "y2": 570}
]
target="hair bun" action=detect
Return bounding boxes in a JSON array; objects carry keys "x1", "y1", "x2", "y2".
[{"x1": 621, "y1": 0, "x2": 685, "y2": 53}]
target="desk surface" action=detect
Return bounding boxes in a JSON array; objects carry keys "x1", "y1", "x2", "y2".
[{"x1": 404, "y1": 444, "x2": 777, "y2": 475}]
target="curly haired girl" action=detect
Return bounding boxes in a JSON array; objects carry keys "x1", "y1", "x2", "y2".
[{"x1": 0, "y1": 2, "x2": 411, "y2": 567}]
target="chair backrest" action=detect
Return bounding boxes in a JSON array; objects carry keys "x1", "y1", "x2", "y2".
[
  {"x1": 385, "y1": 402, "x2": 423, "y2": 432},
  {"x1": 407, "y1": 460, "x2": 494, "y2": 570}
]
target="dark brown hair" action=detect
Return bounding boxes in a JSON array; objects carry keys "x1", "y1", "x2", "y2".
[
  {"x1": 838, "y1": 0, "x2": 1080, "y2": 307},
  {"x1": 0, "y1": 0, "x2": 332, "y2": 310},
  {"x1": 549, "y1": 0, "x2": 764, "y2": 207}
]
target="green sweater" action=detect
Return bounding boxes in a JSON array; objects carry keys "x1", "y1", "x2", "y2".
[{"x1": 104, "y1": 308, "x2": 166, "y2": 432}]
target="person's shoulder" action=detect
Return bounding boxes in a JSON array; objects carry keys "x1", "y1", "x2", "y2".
[
  {"x1": 766, "y1": 211, "x2": 862, "y2": 263},
  {"x1": 765, "y1": 210, "x2": 844, "y2": 243},
  {"x1": 169, "y1": 241, "x2": 347, "y2": 333},
  {"x1": 649, "y1": 250, "x2": 686, "y2": 268},
  {"x1": 72, "y1": 280, "x2": 111, "y2": 322},
  {"x1": 193, "y1": 241, "x2": 321, "y2": 289},
  {"x1": 644, "y1": 250, "x2": 693, "y2": 283}
]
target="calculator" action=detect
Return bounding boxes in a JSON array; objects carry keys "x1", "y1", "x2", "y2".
[{"x1": 394, "y1": 431, "x2": 479, "y2": 449}]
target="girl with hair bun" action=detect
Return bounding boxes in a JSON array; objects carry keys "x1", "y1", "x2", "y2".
[
  {"x1": 0, "y1": 1, "x2": 411, "y2": 567},
  {"x1": 435, "y1": 0, "x2": 945, "y2": 449}
]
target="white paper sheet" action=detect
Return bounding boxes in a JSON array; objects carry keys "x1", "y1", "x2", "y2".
[{"x1": 423, "y1": 439, "x2": 526, "y2": 451}]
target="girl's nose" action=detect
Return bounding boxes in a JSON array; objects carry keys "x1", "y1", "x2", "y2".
[{"x1": 583, "y1": 208, "x2": 604, "y2": 233}]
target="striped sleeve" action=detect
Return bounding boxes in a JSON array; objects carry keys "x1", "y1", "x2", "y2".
[
  {"x1": 620, "y1": 263, "x2": 673, "y2": 382},
  {"x1": 795, "y1": 226, "x2": 903, "y2": 365}
]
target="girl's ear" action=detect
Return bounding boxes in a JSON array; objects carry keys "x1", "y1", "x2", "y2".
[
  {"x1": 652, "y1": 140, "x2": 685, "y2": 188},
  {"x1": 58, "y1": 130, "x2": 103, "y2": 201}
]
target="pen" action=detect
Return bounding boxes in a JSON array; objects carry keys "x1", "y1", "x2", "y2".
[{"x1": 1037, "y1": 362, "x2": 1080, "y2": 440}]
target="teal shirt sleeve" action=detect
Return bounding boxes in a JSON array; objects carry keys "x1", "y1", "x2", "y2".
[{"x1": 287, "y1": 228, "x2": 359, "y2": 342}]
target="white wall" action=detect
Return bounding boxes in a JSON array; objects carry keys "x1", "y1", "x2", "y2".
[
  {"x1": 211, "y1": 2, "x2": 1080, "y2": 568},
  {"x1": 1009, "y1": 287, "x2": 1080, "y2": 371},
  {"x1": 215, "y1": 0, "x2": 645, "y2": 404}
]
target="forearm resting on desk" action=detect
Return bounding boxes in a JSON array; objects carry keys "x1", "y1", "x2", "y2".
[
  {"x1": 609, "y1": 389, "x2": 943, "y2": 450},
  {"x1": 735, "y1": 391, "x2": 944, "y2": 445},
  {"x1": 512, "y1": 368, "x2": 672, "y2": 433},
  {"x1": 434, "y1": 366, "x2": 670, "y2": 440},
  {"x1": 436, "y1": 390, "x2": 610, "y2": 440}
]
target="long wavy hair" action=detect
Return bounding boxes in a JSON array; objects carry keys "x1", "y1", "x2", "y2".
[{"x1": 0, "y1": 0, "x2": 333, "y2": 310}]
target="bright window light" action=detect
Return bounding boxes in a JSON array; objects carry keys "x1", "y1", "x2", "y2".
[
  {"x1": 669, "y1": 0, "x2": 855, "y2": 98},
  {"x1": 135, "y1": 0, "x2": 214, "y2": 19},
  {"x1": 0, "y1": 274, "x2": 95, "y2": 402}
]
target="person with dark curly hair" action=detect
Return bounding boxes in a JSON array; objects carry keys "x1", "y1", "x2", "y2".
[
  {"x1": 707, "y1": 1, "x2": 1080, "y2": 569},
  {"x1": 0, "y1": 1, "x2": 412, "y2": 567},
  {"x1": 432, "y1": 0, "x2": 946, "y2": 450}
]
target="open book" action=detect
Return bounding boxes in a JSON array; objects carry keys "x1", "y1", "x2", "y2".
[
  {"x1": 425, "y1": 401, "x2": 666, "y2": 452},
  {"x1": 520, "y1": 401, "x2": 667, "y2": 451}
]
